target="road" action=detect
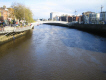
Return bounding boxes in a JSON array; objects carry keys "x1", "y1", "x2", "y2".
[{"x1": 0, "y1": 24, "x2": 106, "y2": 80}]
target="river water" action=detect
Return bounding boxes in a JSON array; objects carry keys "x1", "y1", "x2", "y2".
[{"x1": 0, "y1": 24, "x2": 106, "y2": 80}]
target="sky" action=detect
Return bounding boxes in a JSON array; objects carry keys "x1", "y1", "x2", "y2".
[{"x1": 0, "y1": 0, "x2": 106, "y2": 19}]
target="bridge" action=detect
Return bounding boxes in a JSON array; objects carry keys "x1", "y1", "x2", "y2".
[{"x1": 32, "y1": 21, "x2": 68, "y2": 26}]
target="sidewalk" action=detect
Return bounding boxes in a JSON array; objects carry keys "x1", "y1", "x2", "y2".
[
  {"x1": 0, "y1": 26, "x2": 32, "y2": 35},
  {"x1": 0, "y1": 26, "x2": 14, "y2": 34}
]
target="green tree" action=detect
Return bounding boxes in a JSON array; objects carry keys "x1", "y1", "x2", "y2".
[
  {"x1": 11, "y1": 3, "x2": 34, "y2": 23},
  {"x1": 24, "y1": 8, "x2": 34, "y2": 23},
  {"x1": 3, "y1": 5, "x2": 6, "y2": 9}
]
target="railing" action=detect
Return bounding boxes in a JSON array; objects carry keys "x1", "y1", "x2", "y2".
[
  {"x1": 0, "y1": 25, "x2": 35, "y2": 45},
  {"x1": 0, "y1": 26, "x2": 32, "y2": 34},
  {"x1": 0, "y1": 27, "x2": 4, "y2": 31}
]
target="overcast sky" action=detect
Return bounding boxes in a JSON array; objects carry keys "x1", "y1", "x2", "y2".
[{"x1": 0, "y1": 0, "x2": 106, "y2": 19}]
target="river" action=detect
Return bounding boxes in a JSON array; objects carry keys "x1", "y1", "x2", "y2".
[{"x1": 0, "y1": 24, "x2": 106, "y2": 80}]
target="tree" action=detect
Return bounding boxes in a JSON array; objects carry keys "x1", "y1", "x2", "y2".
[
  {"x1": 3, "y1": 5, "x2": 6, "y2": 9},
  {"x1": 24, "y1": 8, "x2": 34, "y2": 23},
  {"x1": 8, "y1": 8, "x2": 15, "y2": 19},
  {"x1": 11, "y1": 3, "x2": 34, "y2": 22}
]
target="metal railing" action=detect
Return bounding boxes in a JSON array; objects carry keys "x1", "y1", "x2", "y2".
[
  {"x1": 0, "y1": 26, "x2": 33, "y2": 44},
  {"x1": 0, "y1": 26, "x2": 32, "y2": 34}
]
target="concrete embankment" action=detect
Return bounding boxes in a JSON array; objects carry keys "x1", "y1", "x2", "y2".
[
  {"x1": 73, "y1": 24, "x2": 106, "y2": 36},
  {"x1": 0, "y1": 30, "x2": 30, "y2": 45},
  {"x1": 44, "y1": 23, "x2": 106, "y2": 36}
]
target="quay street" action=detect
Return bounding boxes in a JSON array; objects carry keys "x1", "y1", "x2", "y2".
[{"x1": 0, "y1": 24, "x2": 106, "y2": 80}]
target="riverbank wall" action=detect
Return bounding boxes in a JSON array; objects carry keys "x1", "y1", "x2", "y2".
[
  {"x1": 44, "y1": 23, "x2": 106, "y2": 36},
  {"x1": 0, "y1": 30, "x2": 30, "y2": 45},
  {"x1": 73, "y1": 24, "x2": 106, "y2": 32}
]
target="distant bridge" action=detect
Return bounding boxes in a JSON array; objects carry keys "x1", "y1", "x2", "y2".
[
  {"x1": 32, "y1": 21, "x2": 74, "y2": 27},
  {"x1": 32, "y1": 21, "x2": 68, "y2": 25}
]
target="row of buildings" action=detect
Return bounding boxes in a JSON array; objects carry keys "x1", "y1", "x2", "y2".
[
  {"x1": 0, "y1": 6, "x2": 9, "y2": 22},
  {"x1": 50, "y1": 11, "x2": 106, "y2": 24},
  {"x1": 0, "y1": 6, "x2": 14, "y2": 20},
  {"x1": 82, "y1": 11, "x2": 106, "y2": 24},
  {"x1": 0, "y1": 5, "x2": 19, "y2": 26}
]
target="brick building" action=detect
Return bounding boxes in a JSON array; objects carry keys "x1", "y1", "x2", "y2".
[
  {"x1": 0, "y1": 7, "x2": 8, "y2": 20},
  {"x1": 68, "y1": 16, "x2": 72, "y2": 22},
  {"x1": 59, "y1": 16, "x2": 83, "y2": 23},
  {"x1": 59, "y1": 16, "x2": 67, "y2": 21}
]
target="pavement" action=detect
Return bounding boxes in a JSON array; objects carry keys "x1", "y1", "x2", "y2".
[{"x1": 0, "y1": 26, "x2": 32, "y2": 34}]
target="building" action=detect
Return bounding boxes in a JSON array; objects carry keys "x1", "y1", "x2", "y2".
[
  {"x1": 50, "y1": 12, "x2": 71, "y2": 21},
  {"x1": 89, "y1": 13, "x2": 100, "y2": 24},
  {"x1": 78, "y1": 15, "x2": 83, "y2": 24},
  {"x1": 50, "y1": 12, "x2": 62, "y2": 20},
  {"x1": 0, "y1": 6, "x2": 9, "y2": 26},
  {"x1": 53, "y1": 16, "x2": 60, "y2": 21},
  {"x1": 68, "y1": 16, "x2": 73, "y2": 22},
  {"x1": 96, "y1": 13, "x2": 100, "y2": 24},
  {"x1": 0, "y1": 6, "x2": 8, "y2": 20},
  {"x1": 82, "y1": 11, "x2": 95, "y2": 24},
  {"x1": 50, "y1": 12, "x2": 53, "y2": 20},
  {"x1": 59, "y1": 15, "x2": 83, "y2": 23},
  {"x1": 59, "y1": 16, "x2": 67, "y2": 21},
  {"x1": 100, "y1": 12, "x2": 106, "y2": 24}
]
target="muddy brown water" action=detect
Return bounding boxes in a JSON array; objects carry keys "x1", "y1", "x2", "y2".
[{"x1": 0, "y1": 24, "x2": 106, "y2": 80}]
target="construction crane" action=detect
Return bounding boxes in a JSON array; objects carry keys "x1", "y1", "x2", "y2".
[
  {"x1": 75, "y1": 10, "x2": 77, "y2": 16},
  {"x1": 101, "y1": 5, "x2": 103, "y2": 12}
]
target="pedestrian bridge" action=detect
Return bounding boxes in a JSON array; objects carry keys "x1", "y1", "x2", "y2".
[
  {"x1": 32, "y1": 21, "x2": 74, "y2": 27},
  {"x1": 32, "y1": 21, "x2": 68, "y2": 25}
]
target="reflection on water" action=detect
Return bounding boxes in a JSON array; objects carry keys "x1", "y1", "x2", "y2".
[
  {"x1": 0, "y1": 24, "x2": 106, "y2": 80},
  {"x1": 0, "y1": 30, "x2": 33, "y2": 58}
]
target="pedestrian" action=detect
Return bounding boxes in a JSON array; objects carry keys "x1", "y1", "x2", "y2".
[
  {"x1": 3, "y1": 21, "x2": 5, "y2": 27},
  {"x1": 8, "y1": 19, "x2": 10, "y2": 26},
  {"x1": 13, "y1": 20, "x2": 16, "y2": 24},
  {"x1": 11, "y1": 20, "x2": 13, "y2": 27},
  {"x1": 9, "y1": 20, "x2": 10, "y2": 26}
]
